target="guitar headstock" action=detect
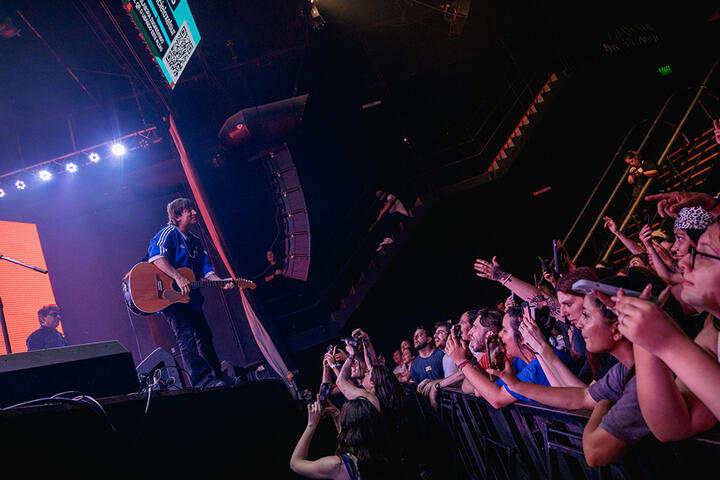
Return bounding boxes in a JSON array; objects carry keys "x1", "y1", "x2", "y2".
[{"x1": 235, "y1": 277, "x2": 257, "y2": 290}]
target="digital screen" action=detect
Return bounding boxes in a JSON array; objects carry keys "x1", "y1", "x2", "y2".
[
  {"x1": 0, "y1": 220, "x2": 60, "y2": 355},
  {"x1": 122, "y1": 0, "x2": 201, "y2": 89}
]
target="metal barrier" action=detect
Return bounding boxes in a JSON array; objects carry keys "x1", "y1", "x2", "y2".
[{"x1": 403, "y1": 384, "x2": 720, "y2": 480}]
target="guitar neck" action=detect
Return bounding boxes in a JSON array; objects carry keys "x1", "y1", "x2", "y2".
[{"x1": 190, "y1": 279, "x2": 231, "y2": 289}]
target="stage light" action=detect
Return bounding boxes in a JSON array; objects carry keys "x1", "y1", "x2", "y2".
[
  {"x1": 66, "y1": 162, "x2": 78, "y2": 173},
  {"x1": 38, "y1": 170, "x2": 53, "y2": 181},
  {"x1": 0, "y1": 189, "x2": 5, "y2": 198},
  {"x1": 111, "y1": 143, "x2": 127, "y2": 156},
  {"x1": 15, "y1": 180, "x2": 25, "y2": 190},
  {"x1": 88, "y1": 152, "x2": 100, "y2": 163}
]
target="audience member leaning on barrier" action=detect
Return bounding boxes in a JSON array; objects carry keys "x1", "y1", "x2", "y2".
[
  {"x1": 614, "y1": 220, "x2": 720, "y2": 440},
  {"x1": 488, "y1": 269, "x2": 672, "y2": 467},
  {"x1": 445, "y1": 306, "x2": 575, "y2": 409}
]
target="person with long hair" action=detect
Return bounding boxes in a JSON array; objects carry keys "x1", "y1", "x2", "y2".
[
  {"x1": 488, "y1": 269, "x2": 673, "y2": 467},
  {"x1": 444, "y1": 306, "x2": 573, "y2": 408},
  {"x1": 614, "y1": 220, "x2": 720, "y2": 440},
  {"x1": 290, "y1": 397, "x2": 393, "y2": 479}
]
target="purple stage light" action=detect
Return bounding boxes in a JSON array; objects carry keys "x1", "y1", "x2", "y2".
[
  {"x1": 66, "y1": 162, "x2": 78, "y2": 173},
  {"x1": 38, "y1": 170, "x2": 52, "y2": 181},
  {"x1": 0, "y1": 189, "x2": 5, "y2": 198},
  {"x1": 89, "y1": 152, "x2": 100, "y2": 163},
  {"x1": 15, "y1": 180, "x2": 25, "y2": 190}
]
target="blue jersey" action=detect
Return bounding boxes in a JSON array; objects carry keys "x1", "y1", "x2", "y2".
[{"x1": 148, "y1": 225, "x2": 215, "y2": 309}]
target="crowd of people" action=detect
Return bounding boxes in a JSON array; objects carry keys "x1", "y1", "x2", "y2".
[{"x1": 288, "y1": 188, "x2": 720, "y2": 478}]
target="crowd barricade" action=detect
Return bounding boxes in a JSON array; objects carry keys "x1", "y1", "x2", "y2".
[{"x1": 402, "y1": 384, "x2": 720, "y2": 480}]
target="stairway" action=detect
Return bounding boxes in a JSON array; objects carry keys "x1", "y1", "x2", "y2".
[{"x1": 604, "y1": 127, "x2": 719, "y2": 267}]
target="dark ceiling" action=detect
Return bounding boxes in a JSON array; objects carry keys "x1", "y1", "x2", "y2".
[{"x1": 2, "y1": 1, "x2": 720, "y2": 357}]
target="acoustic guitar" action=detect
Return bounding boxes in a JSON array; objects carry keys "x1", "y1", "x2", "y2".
[{"x1": 123, "y1": 261, "x2": 256, "y2": 315}]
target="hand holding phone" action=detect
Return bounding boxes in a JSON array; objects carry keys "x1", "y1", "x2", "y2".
[
  {"x1": 486, "y1": 333, "x2": 505, "y2": 371},
  {"x1": 572, "y1": 279, "x2": 658, "y2": 303}
]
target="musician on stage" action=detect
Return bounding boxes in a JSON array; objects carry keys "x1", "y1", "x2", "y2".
[
  {"x1": 26, "y1": 305, "x2": 68, "y2": 351},
  {"x1": 148, "y1": 198, "x2": 240, "y2": 388}
]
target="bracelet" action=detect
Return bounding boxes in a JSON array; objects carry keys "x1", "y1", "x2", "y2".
[
  {"x1": 456, "y1": 360, "x2": 472, "y2": 370},
  {"x1": 500, "y1": 273, "x2": 512, "y2": 286},
  {"x1": 331, "y1": 363, "x2": 340, "y2": 369}
]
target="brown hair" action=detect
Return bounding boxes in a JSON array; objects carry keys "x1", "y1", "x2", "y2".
[
  {"x1": 166, "y1": 198, "x2": 197, "y2": 226},
  {"x1": 37, "y1": 304, "x2": 60, "y2": 325}
]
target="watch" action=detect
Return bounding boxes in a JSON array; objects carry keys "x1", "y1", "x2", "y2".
[{"x1": 434, "y1": 382, "x2": 441, "y2": 391}]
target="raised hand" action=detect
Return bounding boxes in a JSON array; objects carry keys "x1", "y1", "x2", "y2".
[
  {"x1": 603, "y1": 216, "x2": 618, "y2": 234},
  {"x1": 612, "y1": 285, "x2": 679, "y2": 354},
  {"x1": 307, "y1": 400, "x2": 322, "y2": 428},
  {"x1": 638, "y1": 224, "x2": 653, "y2": 246},
  {"x1": 518, "y1": 311, "x2": 548, "y2": 354},
  {"x1": 645, "y1": 191, "x2": 717, "y2": 218},
  {"x1": 474, "y1": 256, "x2": 508, "y2": 282},
  {"x1": 445, "y1": 328, "x2": 469, "y2": 365}
]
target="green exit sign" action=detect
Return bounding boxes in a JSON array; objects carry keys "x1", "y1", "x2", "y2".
[{"x1": 658, "y1": 65, "x2": 672, "y2": 76}]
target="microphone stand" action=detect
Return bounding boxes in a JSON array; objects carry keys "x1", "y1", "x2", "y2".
[{"x1": 0, "y1": 253, "x2": 48, "y2": 354}]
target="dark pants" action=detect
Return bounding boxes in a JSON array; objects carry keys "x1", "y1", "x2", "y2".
[{"x1": 162, "y1": 303, "x2": 223, "y2": 387}]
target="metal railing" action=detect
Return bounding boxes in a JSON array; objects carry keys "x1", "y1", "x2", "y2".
[{"x1": 403, "y1": 384, "x2": 720, "y2": 480}]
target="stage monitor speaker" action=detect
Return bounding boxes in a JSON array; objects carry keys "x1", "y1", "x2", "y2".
[
  {"x1": 265, "y1": 144, "x2": 311, "y2": 281},
  {"x1": 136, "y1": 347, "x2": 184, "y2": 389},
  {"x1": 0, "y1": 341, "x2": 140, "y2": 407}
]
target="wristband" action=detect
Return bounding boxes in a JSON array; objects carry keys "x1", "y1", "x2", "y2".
[
  {"x1": 500, "y1": 273, "x2": 512, "y2": 286},
  {"x1": 456, "y1": 360, "x2": 472, "y2": 370}
]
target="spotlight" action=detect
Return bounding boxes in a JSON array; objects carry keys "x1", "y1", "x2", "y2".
[
  {"x1": 88, "y1": 152, "x2": 100, "y2": 163},
  {"x1": 111, "y1": 143, "x2": 127, "y2": 156},
  {"x1": 38, "y1": 170, "x2": 53, "y2": 181},
  {"x1": 0, "y1": 189, "x2": 5, "y2": 198},
  {"x1": 66, "y1": 162, "x2": 78, "y2": 173},
  {"x1": 16, "y1": 180, "x2": 26, "y2": 190}
]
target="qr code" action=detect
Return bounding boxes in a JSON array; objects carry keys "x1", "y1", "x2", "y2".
[{"x1": 162, "y1": 21, "x2": 196, "y2": 83}]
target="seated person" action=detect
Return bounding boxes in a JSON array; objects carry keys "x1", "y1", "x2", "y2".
[{"x1": 26, "y1": 305, "x2": 68, "y2": 351}]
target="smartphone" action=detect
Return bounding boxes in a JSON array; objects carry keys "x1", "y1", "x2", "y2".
[
  {"x1": 452, "y1": 324, "x2": 462, "y2": 340},
  {"x1": 571, "y1": 279, "x2": 658, "y2": 303},
  {"x1": 486, "y1": 333, "x2": 505, "y2": 371},
  {"x1": 519, "y1": 301, "x2": 536, "y2": 320},
  {"x1": 552, "y1": 239, "x2": 561, "y2": 274},
  {"x1": 318, "y1": 382, "x2": 331, "y2": 403}
]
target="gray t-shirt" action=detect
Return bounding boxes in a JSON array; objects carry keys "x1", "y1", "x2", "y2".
[{"x1": 588, "y1": 361, "x2": 650, "y2": 443}]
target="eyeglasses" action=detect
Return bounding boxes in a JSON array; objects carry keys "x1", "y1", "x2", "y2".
[{"x1": 688, "y1": 245, "x2": 720, "y2": 269}]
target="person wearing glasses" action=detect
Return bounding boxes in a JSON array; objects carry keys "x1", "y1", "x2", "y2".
[
  {"x1": 612, "y1": 197, "x2": 720, "y2": 442},
  {"x1": 26, "y1": 305, "x2": 68, "y2": 351}
]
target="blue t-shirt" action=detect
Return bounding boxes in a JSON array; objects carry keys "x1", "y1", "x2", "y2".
[
  {"x1": 495, "y1": 348, "x2": 576, "y2": 403},
  {"x1": 148, "y1": 225, "x2": 215, "y2": 309},
  {"x1": 588, "y1": 362, "x2": 650, "y2": 443},
  {"x1": 410, "y1": 349, "x2": 446, "y2": 383}
]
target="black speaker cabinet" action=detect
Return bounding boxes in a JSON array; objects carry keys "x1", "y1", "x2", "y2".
[{"x1": 0, "y1": 341, "x2": 140, "y2": 407}]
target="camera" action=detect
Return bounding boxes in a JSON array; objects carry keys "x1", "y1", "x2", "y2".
[
  {"x1": 341, "y1": 333, "x2": 362, "y2": 349},
  {"x1": 486, "y1": 333, "x2": 505, "y2": 371}
]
